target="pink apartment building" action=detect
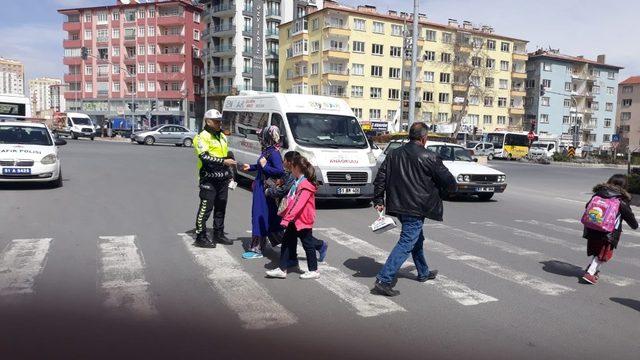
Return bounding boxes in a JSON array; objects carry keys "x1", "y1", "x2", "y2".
[{"x1": 58, "y1": 0, "x2": 204, "y2": 129}]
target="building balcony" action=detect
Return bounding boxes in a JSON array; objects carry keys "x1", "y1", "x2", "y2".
[
  {"x1": 243, "y1": 67, "x2": 253, "y2": 77},
  {"x1": 63, "y1": 57, "x2": 82, "y2": 65},
  {"x1": 287, "y1": 52, "x2": 309, "y2": 61},
  {"x1": 455, "y1": 41, "x2": 473, "y2": 53},
  {"x1": 157, "y1": 90, "x2": 184, "y2": 99},
  {"x1": 242, "y1": 27, "x2": 253, "y2": 37},
  {"x1": 96, "y1": 36, "x2": 109, "y2": 44},
  {"x1": 157, "y1": 15, "x2": 184, "y2": 26},
  {"x1": 211, "y1": 3, "x2": 236, "y2": 16},
  {"x1": 321, "y1": 91, "x2": 347, "y2": 98},
  {"x1": 322, "y1": 70, "x2": 349, "y2": 82},
  {"x1": 202, "y1": 27, "x2": 210, "y2": 38},
  {"x1": 242, "y1": 47, "x2": 253, "y2": 57},
  {"x1": 211, "y1": 66, "x2": 236, "y2": 76},
  {"x1": 509, "y1": 106, "x2": 525, "y2": 115},
  {"x1": 63, "y1": 22, "x2": 81, "y2": 32},
  {"x1": 266, "y1": 12, "x2": 282, "y2": 21},
  {"x1": 212, "y1": 25, "x2": 236, "y2": 36},
  {"x1": 512, "y1": 52, "x2": 528, "y2": 61},
  {"x1": 211, "y1": 45, "x2": 236, "y2": 56},
  {"x1": 452, "y1": 104, "x2": 464, "y2": 111},
  {"x1": 510, "y1": 88, "x2": 526, "y2": 97},
  {"x1": 511, "y1": 71, "x2": 527, "y2": 79},
  {"x1": 63, "y1": 91, "x2": 80, "y2": 99},
  {"x1": 322, "y1": 25, "x2": 350, "y2": 37},
  {"x1": 265, "y1": 71, "x2": 279, "y2": 79},
  {"x1": 157, "y1": 34, "x2": 185, "y2": 44},
  {"x1": 157, "y1": 53, "x2": 186, "y2": 63},
  {"x1": 63, "y1": 39, "x2": 82, "y2": 48},
  {"x1": 209, "y1": 86, "x2": 233, "y2": 95},
  {"x1": 157, "y1": 72, "x2": 186, "y2": 81},
  {"x1": 265, "y1": 30, "x2": 279, "y2": 40},
  {"x1": 322, "y1": 48, "x2": 350, "y2": 60},
  {"x1": 63, "y1": 73, "x2": 82, "y2": 82},
  {"x1": 452, "y1": 83, "x2": 469, "y2": 92},
  {"x1": 243, "y1": 5, "x2": 253, "y2": 15},
  {"x1": 265, "y1": 51, "x2": 279, "y2": 60}
]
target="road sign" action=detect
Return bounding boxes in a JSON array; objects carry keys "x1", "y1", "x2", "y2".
[
  {"x1": 612, "y1": 134, "x2": 620, "y2": 142},
  {"x1": 568, "y1": 147, "x2": 575, "y2": 158},
  {"x1": 527, "y1": 132, "x2": 535, "y2": 141}
]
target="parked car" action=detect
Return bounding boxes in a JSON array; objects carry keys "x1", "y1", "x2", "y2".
[
  {"x1": 132, "y1": 125, "x2": 197, "y2": 147},
  {"x1": 465, "y1": 141, "x2": 496, "y2": 159},
  {"x1": 0, "y1": 121, "x2": 66, "y2": 187},
  {"x1": 378, "y1": 140, "x2": 507, "y2": 201}
]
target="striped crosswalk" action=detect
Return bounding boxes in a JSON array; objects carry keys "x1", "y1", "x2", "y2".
[{"x1": 1, "y1": 216, "x2": 640, "y2": 329}]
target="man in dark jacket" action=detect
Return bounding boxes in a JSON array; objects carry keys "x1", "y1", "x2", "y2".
[{"x1": 372, "y1": 122, "x2": 456, "y2": 296}]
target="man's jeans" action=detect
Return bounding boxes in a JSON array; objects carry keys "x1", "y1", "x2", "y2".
[{"x1": 377, "y1": 215, "x2": 429, "y2": 285}]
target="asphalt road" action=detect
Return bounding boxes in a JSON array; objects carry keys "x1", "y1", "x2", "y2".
[{"x1": 1, "y1": 140, "x2": 639, "y2": 360}]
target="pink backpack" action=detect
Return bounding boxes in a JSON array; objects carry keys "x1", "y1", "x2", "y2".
[{"x1": 581, "y1": 196, "x2": 620, "y2": 233}]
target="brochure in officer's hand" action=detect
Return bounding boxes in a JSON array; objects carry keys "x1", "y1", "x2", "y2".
[{"x1": 370, "y1": 210, "x2": 397, "y2": 233}]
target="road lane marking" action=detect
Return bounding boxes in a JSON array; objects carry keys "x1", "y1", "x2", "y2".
[
  {"x1": 294, "y1": 245, "x2": 405, "y2": 317},
  {"x1": 428, "y1": 223, "x2": 636, "y2": 287},
  {"x1": 554, "y1": 197, "x2": 586, "y2": 204},
  {"x1": 471, "y1": 222, "x2": 640, "y2": 269},
  {"x1": 179, "y1": 233, "x2": 297, "y2": 329},
  {"x1": 98, "y1": 235, "x2": 157, "y2": 317},
  {"x1": 557, "y1": 218, "x2": 640, "y2": 241},
  {"x1": 319, "y1": 228, "x2": 498, "y2": 306},
  {"x1": 517, "y1": 220, "x2": 640, "y2": 248},
  {"x1": 0, "y1": 238, "x2": 52, "y2": 296}
]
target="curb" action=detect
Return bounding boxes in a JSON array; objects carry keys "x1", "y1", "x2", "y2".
[
  {"x1": 515, "y1": 161, "x2": 629, "y2": 169},
  {"x1": 93, "y1": 137, "x2": 132, "y2": 143}
]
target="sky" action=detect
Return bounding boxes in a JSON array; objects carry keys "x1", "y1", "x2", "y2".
[{"x1": 1, "y1": 0, "x2": 638, "y2": 92}]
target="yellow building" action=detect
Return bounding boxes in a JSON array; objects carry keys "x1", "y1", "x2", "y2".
[{"x1": 279, "y1": 2, "x2": 528, "y2": 133}]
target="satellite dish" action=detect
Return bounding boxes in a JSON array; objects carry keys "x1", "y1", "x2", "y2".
[{"x1": 121, "y1": 0, "x2": 131, "y2": 4}]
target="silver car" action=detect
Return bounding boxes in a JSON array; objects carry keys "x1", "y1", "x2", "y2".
[
  {"x1": 465, "y1": 141, "x2": 495, "y2": 160},
  {"x1": 132, "y1": 125, "x2": 197, "y2": 147}
]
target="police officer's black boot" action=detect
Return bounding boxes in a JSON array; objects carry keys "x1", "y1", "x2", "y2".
[
  {"x1": 213, "y1": 230, "x2": 233, "y2": 245},
  {"x1": 195, "y1": 231, "x2": 216, "y2": 248}
]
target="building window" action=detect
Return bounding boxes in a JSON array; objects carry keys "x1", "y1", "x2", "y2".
[
  {"x1": 425, "y1": 30, "x2": 436, "y2": 41},
  {"x1": 438, "y1": 93, "x2": 450, "y2": 103},
  {"x1": 563, "y1": 116, "x2": 570, "y2": 124},
  {"x1": 112, "y1": 82, "x2": 120, "y2": 92},
  {"x1": 499, "y1": 79, "x2": 508, "y2": 89},
  {"x1": 605, "y1": 102, "x2": 613, "y2": 111},
  {"x1": 592, "y1": 85, "x2": 600, "y2": 94},
  {"x1": 309, "y1": 85, "x2": 318, "y2": 95},
  {"x1": 485, "y1": 58, "x2": 495, "y2": 69},
  {"x1": 487, "y1": 40, "x2": 496, "y2": 50},
  {"x1": 469, "y1": 96, "x2": 479, "y2": 105},
  {"x1": 138, "y1": 81, "x2": 145, "y2": 92},
  {"x1": 622, "y1": 86, "x2": 633, "y2": 94},
  {"x1": 111, "y1": 46, "x2": 120, "y2": 57},
  {"x1": 148, "y1": 8, "x2": 155, "y2": 18},
  {"x1": 372, "y1": 44, "x2": 383, "y2": 55},
  {"x1": 352, "y1": 64, "x2": 364, "y2": 76},
  {"x1": 539, "y1": 114, "x2": 549, "y2": 124},
  {"x1": 369, "y1": 109, "x2": 381, "y2": 120},
  {"x1": 351, "y1": 86, "x2": 363, "y2": 97},
  {"x1": 389, "y1": 68, "x2": 400, "y2": 79},
  {"x1": 608, "y1": 71, "x2": 615, "y2": 79},
  {"x1": 564, "y1": 99, "x2": 571, "y2": 108},
  {"x1": 353, "y1": 19, "x2": 365, "y2": 31},
  {"x1": 622, "y1": 99, "x2": 633, "y2": 107},
  {"x1": 604, "y1": 118, "x2": 612, "y2": 128},
  {"x1": 148, "y1": 63, "x2": 155, "y2": 73},
  {"x1": 148, "y1": 81, "x2": 155, "y2": 91},
  {"x1": 525, "y1": 79, "x2": 535, "y2": 89},
  {"x1": 352, "y1": 108, "x2": 363, "y2": 118},
  {"x1": 543, "y1": 62, "x2": 552, "y2": 71},
  {"x1": 97, "y1": 11, "x2": 108, "y2": 24},
  {"x1": 138, "y1": 63, "x2": 145, "y2": 74},
  {"x1": 591, "y1": 101, "x2": 599, "y2": 110},
  {"x1": 372, "y1": 22, "x2": 384, "y2": 34},
  {"x1": 370, "y1": 87, "x2": 381, "y2": 99},
  {"x1": 483, "y1": 115, "x2": 492, "y2": 124},
  {"x1": 606, "y1": 86, "x2": 614, "y2": 95},
  {"x1": 84, "y1": 12, "x2": 92, "y2": 22},
  {"x1": 85, "y1": 83, "x2": 92, "y2": 92},
  {"x1": 603, "y1": 134, "x2": 611, "y2": 142},
  {"x1": 193, "y1": 12, "x2": 200, "y2": 23},
  {"x1": 138, "y1": 45, "x2": 146, "y2": 56},
  {"x1": 310, "y1": 63, "x2": 318, "y2": 75},
  {"x1": 311, "y1": 41, "x2": 320, "y2": 52},
  {"x1": 542, "y1": 79, "x2": 551, "y2": 88},
  {"x1": 112, "y1": 64, "x2": 120, "y2": 74},
  {"x1": 500, "y1": 60, "x2": 509, "y2": 71},
  {"x1": 311, "y1": 19, "x2": 319, "y2": 31},
  {"x1": 138, "y1": 26, "x2": 145, "y2": 37},
  {"x1": 440, "y1": 53, "x2": 452, "y2": 63},
  {"x1": 388, "y1": 89, "x2": 400, "y2": 100},
  {"x1": 371, "y1": 65, "x2": 383, "y2": 77},
  {"x1": 564, "y1": 82, "x2": 571, "y2": 92},
  {"x1": 423, "y1": 91, "x2": 433, "y2": 102},
  {"x1": 485, "y1": 77, "x2": 494, "y2": 88},
  {"x1": 84, "y1": 29, "x2": 92, "y2": 40},
  {"x1": 498, "y1": 97, "x2": 507, "y2": 107},
  {"x1": 85, "y1": 65, "x2": 92, "y2": 75},
  {"x1": 471, "y1": 57, "x2": 481, "y2": 67},
  {"x1": 352, "y1": 41, "x2": 364, "y2": 53},
  {"x1": 424, "y1": 71, "x2": 434, "y2": 83},
  {"x1": 111, "y1": 28, "x2": 120, "y2": 39},
  {"x1": 390, "y1": 46, "x2": 401, "y2": 57},
  {"x1": 391, "y1": 25, "x2": 403, "y2": 36},
  {"x1": 148, "y1": 45, "x2": 156, "y2": 55},
  {"x1": 193, "y1": 30, "x2": 200, "y2": 41},
  {"x1": 112, "y1": 10, "x2": 120, "y2": 20},
  {"x1": 439, "y1": 73, "x2": 450, "y2": 84},
  {"x1": 484, "y1": 97, "x2": 493, "y2": 107},
  {"x1": 500, "y1": 42, "x2": 510, "y2": 52},
  {"x1": 497, "y1": 116, "x2": 507, "y2": 125},
  {"x1": 424, "y1": 51, "x2": 435, "y2": 61},
  {"x1": 541, "y1": 97, "x2": 550, "y2": 106},
  {"x1": 621, "y1": 112, "x2": 631, "y2": 121}
]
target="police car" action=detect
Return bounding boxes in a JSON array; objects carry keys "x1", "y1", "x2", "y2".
[{"x1": 0, "y1": 121, "x2": 66, "y2": 187}]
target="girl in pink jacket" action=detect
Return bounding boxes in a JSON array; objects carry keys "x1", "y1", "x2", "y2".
[{"x1": 266, "y1": 155, "x2": 327, "y2": 279}]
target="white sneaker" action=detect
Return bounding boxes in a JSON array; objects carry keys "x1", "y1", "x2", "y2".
[
  {"x1": 300, "y1": 271, "x2": 320, "y2": 279},
  {"x1": 265, "y1": 268, "x2": 287, "y2": 279}
]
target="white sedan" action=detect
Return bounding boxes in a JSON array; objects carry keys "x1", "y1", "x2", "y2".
[
  {"x1": 378, "y1": 140, "x2": 507, "y2": 201},
  {"x1": 0, "y1": 121, "x2": 66, "y2": 187}
]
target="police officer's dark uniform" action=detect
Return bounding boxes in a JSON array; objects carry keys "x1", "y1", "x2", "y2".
[{"x1": 193, "y1": 110, "x2": 234, "y2": 248}]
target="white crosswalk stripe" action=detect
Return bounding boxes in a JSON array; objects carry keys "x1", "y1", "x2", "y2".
[
  {"x1": 0, "y1": 238, "x2": 52, "y2": 297},
  {"x1": 428, "y1": 223, "x2": 637, "y2": 287},
  {"x1": 179, "y1": 233, "x2": 297, "y2": 329},
  {"x1": 319, "y1": 228, "x2": 498, "y2": 306},
  {"x1": 471, "y1": 221, "x2": 640, "y2": 269},
  {"x1": 516, "y1": 220, "x2": 640, "y2": 248},
  {"x1": 385, "y1": 228, "x2": 574, "y2": 296},
  {"x1": 557, "y1": 218, "x2": 640, "y2": 241},
  {"x1": 98, "y1": 235, "x2": 157, "y2": 317},
  {"x1": 293, "y1": 245, "x2": 406, "y2": 317}
]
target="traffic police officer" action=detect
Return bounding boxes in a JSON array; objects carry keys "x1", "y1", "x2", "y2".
[{"x1": 193, "y1": 109, "x2": 236, "y2": 248}]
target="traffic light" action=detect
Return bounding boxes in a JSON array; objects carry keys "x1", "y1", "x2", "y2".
[
  {"x1": 81, "y1": 47, "x2": 88, "y2": 60},
  {"x1": 539, "y1": 85, "x2": 545, "y2": 97},
  {"x1": 150, "y1": 100, "x2": 157, "y2": 111},
  {"x1": 531, "y1": 120, "x2": 537, "y2": 132},
  {"x1": 473, "y1": 126, "x2": 478, "y2": 135}
]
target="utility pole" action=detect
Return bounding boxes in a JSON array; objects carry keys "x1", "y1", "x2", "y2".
[
  {"x1": 408, "y1": 0, "x2": 419, "y2": 128},
  {"x1": 398, "y1": 16, "x2": 407, "y2": 130}
]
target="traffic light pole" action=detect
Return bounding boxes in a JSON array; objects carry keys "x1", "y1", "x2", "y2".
[{"x1": 407, "y1": 0, "x2": 419, "y2": 128}]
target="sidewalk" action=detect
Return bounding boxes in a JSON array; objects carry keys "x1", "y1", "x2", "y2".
[
  {"x1": 515, "y1": 159, "x2": 629, "y2": 169},
  {"x1": 93, "y1": 136, "x2": 132, "y2": 143}
]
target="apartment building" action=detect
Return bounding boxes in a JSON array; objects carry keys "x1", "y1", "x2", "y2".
[
  {"x1": 525, "y1": 49, "x2": 622, "y2": 149},
  {"x1": 201, "y1": 0, "x2": 323, "y2": 111},
  {"x1": 0, "y1": 57, "x2": 25, "y2": 95},
  {"x1": 616, "y1": 76, "x2": 640, "y2": 152},
  {"x1": 278, "y1": 2, "x2": 528, "y2": 133},
  {"x1": 29, "y1": 77, "x2": 62, "y2": 113},
  {"x1": 58, "y1": 0, "x2": 204, "y2": 128}
]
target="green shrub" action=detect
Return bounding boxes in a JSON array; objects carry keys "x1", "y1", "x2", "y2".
[
  {"x1": 628, "y1": 174, "x2": 640, "y2": 195},
  {"x1": 552, "y1": 152, "x2": 570, "y2": 162}
]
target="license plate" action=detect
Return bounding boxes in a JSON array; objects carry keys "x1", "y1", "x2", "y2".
[
  {"x1": 337, "y1": 187, "x2": 361, "y2": 195},
  {"x1": 2, "y1": 168, "x2": 31, "y2": 175},
  {"x1": 476, "y1": 187, "x2": 494, "y2": 192}
]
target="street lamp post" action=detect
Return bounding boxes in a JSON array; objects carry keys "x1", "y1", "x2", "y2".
[{"x1": 407, "y1": 0, "x2": 419, "y2": 127}]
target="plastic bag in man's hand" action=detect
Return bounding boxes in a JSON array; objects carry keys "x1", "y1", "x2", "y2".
[{"x1": 370, "y1": 210, "x2": 397, "y2": 233}]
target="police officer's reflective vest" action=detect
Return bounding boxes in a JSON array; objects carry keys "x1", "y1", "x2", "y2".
[{"x1": 193, "y1": 130, "x2": 228, "y2": 173}]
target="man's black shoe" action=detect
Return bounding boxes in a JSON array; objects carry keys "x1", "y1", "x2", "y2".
[
  {"x1": 417, "y1": 270, "x2": 438, "y2": 282},
  {"x1": 372, "y1": 280, "x2": 400, "y2": 297},
  {"x1": 195, "y1": 231, "x2": 216, "y2": 248},
  {"x1": 214, "y1": 231, "x2": 233, "y2": 245}
]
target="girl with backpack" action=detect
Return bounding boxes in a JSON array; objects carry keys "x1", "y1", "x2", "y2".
[
  {"x1": 581, "y1": 174, "x2": 638, "y2": 284},
  {"x1": 266, "y1": 155, "x2": 327, "y2": 279},
  {"x1": 241, "y1": 125, "x2": 285, "y2": 260}
]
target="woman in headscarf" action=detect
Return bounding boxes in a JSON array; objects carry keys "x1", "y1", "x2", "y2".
[{"x1": 241, "y1": 125, "x2": 285, "y2": 259}]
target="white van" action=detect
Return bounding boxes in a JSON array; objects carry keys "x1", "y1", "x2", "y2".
[
  {"x1": 529, "y1": 141, "x2": 557, "y2": 158},
  {"x1": 53, "y1": 112, "x2": 96, "y2": 140},
  {"x1": 222, "y1": 92, "x2": 377, "y2": 202}
]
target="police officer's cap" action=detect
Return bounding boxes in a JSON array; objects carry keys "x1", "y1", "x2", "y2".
[{"x1": 204, "y1": 109, "x2": 222, "y2": 120}]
